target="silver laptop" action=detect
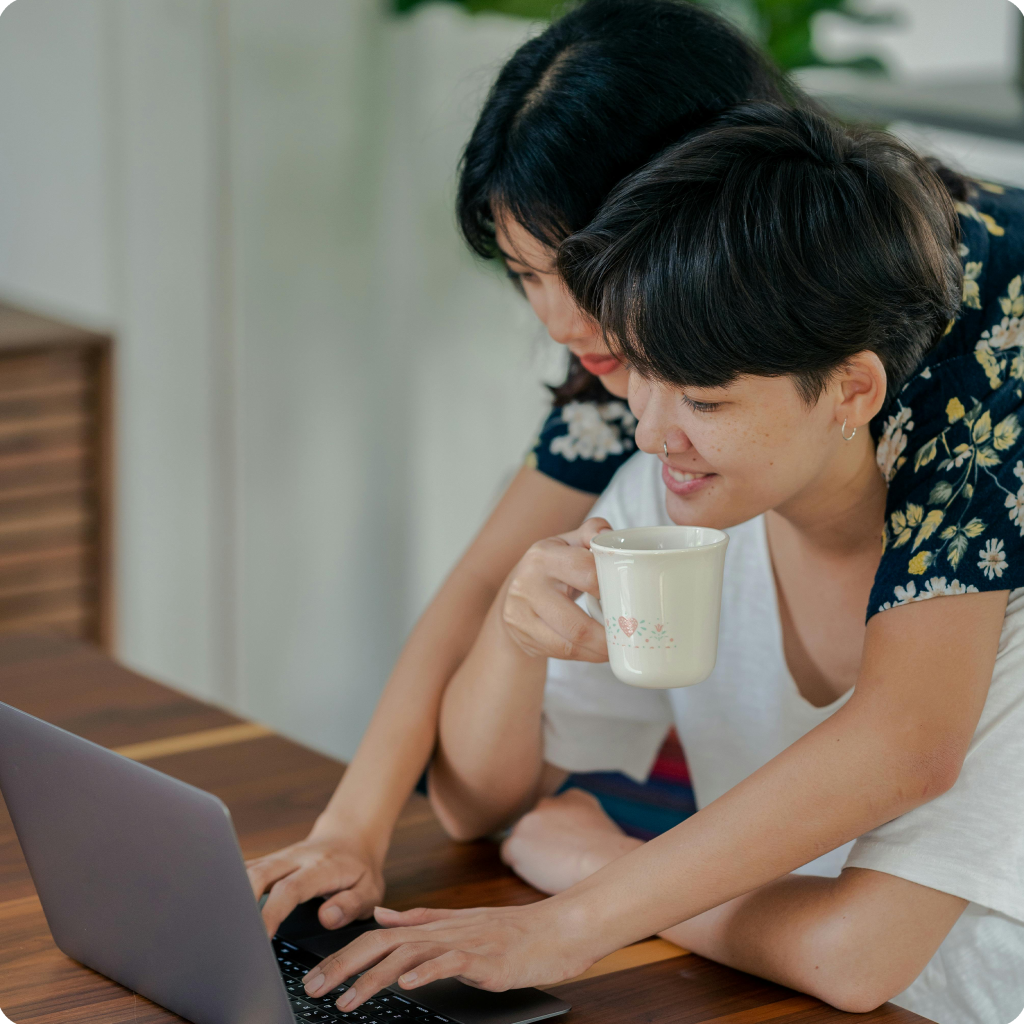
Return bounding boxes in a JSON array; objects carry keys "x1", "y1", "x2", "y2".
[{"x1": 0, "y1": 700, "x2": 570, "y2": 1024}]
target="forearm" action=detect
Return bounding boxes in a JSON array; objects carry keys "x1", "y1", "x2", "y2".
[
  {"x1": 312, "y1": 468, "x2": 596, "y2": 855},
  {"x1": 549, "y1": 594, "x2": 1004, "y2": 957},
  {"x1": 550, "y1": 696, "x2": 964, "y2": 956},
  {"x1": 662, "y1": 868, "x2": 967, "y2": 1012},
  {"x1": 662, "y1": 876, "x2": 859, "y2": 1005},
  {"x1": 312, "y1": 567, "x2": 499, "y2": 854},
  {"x1": 430, "y1": 583, "x2": 550, "y2": 838}
]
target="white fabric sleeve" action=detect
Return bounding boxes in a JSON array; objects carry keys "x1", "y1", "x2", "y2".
[
  {"x1": 544, "y1": 656, "x2": 674, "y2": 782},
  {"x1": 844, "y1": 587, "x2": 1024, "y2": 924}
]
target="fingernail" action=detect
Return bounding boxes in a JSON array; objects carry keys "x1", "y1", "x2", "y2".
[
  {"x1": 337, "y1": 989, "x2": 357, "y2": 1010},
  {"x1": 400, "y1": 971, "x2": 418, "y2": 985},
  {"x1": 304, "y1": 974, "x2": 325, "y2": 995},
  {"x1": 322, "y1": 906, "x2": 342, "y2": 926}
]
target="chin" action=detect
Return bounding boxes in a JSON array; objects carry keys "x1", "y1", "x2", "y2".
[
  {"x1": 599, "y1": 368, "x2": 630, "y2": 399},
  {"x1": 664, "y1": 488, "x2": 750, "y2": 532}
]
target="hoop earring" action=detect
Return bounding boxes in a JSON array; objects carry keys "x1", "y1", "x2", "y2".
[
  {"x1": 841, "y1": 418, "x2": 857, "y2": 442},
  {"x1": 663, "y1": 441, "x2": 669, "y2": 456}
]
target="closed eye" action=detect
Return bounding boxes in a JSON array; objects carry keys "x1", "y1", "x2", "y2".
[
  {"x1": 506, "y1": 268, "x2": 538, "y2": 284},
  {"x1": 682, "y1": 395, "x2": 720, "y2": 414}
]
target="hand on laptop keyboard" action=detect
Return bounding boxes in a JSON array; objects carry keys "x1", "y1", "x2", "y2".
[{"x1": 277, "y1": 940, "x2": 452, "y2": 1024}]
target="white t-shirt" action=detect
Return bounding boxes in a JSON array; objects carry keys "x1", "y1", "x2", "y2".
[{"x1": 543, "y1": 451, "x2": 1024, "y2": 1024}]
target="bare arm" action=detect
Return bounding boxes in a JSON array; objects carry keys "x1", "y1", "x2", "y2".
[
  {"x1": 246, "y1": 466, "x2": 596, "y2": 935},
  {"x1": 503, "y1": 793, "x2": 967, "y2": 1012},
  {"x1": 663, "y1": 868, "x2": 967, "y2": 1012},
  {"x1": 301, "y1": 590, "x2": 1007, "y2": 1008},
  {"x1": 429, "y1": 519, "x2": 610, "y2": 840}
]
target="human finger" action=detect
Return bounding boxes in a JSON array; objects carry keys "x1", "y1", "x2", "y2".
[
  {"x1": 303, "y1": 926, "x2": 412, "y2": 996},
  {"x1": 505, "y1": 584, "x2": 607, "y2": 660},
  {"x1": 261, "y1": 868, "x2": 343, "y2": 937},
  {"x1": 519, "y1": 538, "x2": 600, "y2": 598},
  {"x1": 577, "y1": 517, "x2": 613, "y2": 551},
  {"x1": 398, "y1": 948, "x2": 500, "y2": 992},
  {"x1": 319, "y1": 885, "x2": 374, "y2": 929},
  {"x1": 504, "y1": 601, "x2": 608, "y2": 662},
  {"x1": 245, "y1": 852, "x2": 292, "y2": 899},
  {"x1": 374, "y1": 905, "x2": 478, "y2": 927},
  {"x1": 333, "y1": 943, "x2": 455, "y2": 1010}
]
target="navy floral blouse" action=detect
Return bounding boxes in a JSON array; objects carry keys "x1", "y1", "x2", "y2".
[
  {"x1": 871, "y1": 182, "x2": 1024, "y2": 617},
  {"x1": 527, "y1": 398, "x2": 637, "y2": 494},
  {"x1": 530, "y1": 182, "x2": 1024, "y2": 620}
]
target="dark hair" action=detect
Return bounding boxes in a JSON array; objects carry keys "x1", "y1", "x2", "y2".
[
  {"x1": 456, "y1": 0, "x2": 800, "y2": 405},
  {"x1": 558, "y1": 104, "x2": 963, "y2": 406}
]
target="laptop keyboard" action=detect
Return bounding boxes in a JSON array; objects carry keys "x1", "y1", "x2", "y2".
[{"x1": 275, "y1": 939, "x2": 455, "y2": 1024}]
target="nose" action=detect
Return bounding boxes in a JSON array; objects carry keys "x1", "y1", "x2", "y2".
[
  {"x1": 634, "y1": 390, "x2": 693, "y2": 456},
  {"x1": 544, "y1": 281, "x2": 597, "y2": 347}
]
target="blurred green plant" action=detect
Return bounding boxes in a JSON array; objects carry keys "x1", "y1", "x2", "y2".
[{"x1": 390, "y1": 0, "x2": 894, "y2": 74}]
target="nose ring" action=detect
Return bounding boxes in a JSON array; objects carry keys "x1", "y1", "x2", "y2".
[{"x1": 663, "y1": 441, "x2": 669, "y2": 456}]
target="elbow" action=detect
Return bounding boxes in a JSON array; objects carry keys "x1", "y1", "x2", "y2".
[
  {"x1": 794, "y1": 907, "x2": 921, "y2": 1014},
  {"x1": 795, "y1": 958, "x2": 901, "y2": 1014},
  {"x1": 817, "y1": 985, "x2": 891, "y2": 1016},
  {"x1": 875, "y1": 726, "x2": 966, "y2": 815},
  {"x1": 898, "y1": 740, "x2": 965, "y2": 807},
  {"x1": 809, "y1": 958, "x2": 913, "y2": 1016}
]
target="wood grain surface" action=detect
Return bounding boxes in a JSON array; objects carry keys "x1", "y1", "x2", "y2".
[
  {"x1": 0, "y1": 636, "x2": 932, "y2": 1024},
  {"x1": 0, "y1": 304, "x2": 115, "y2": 647}
]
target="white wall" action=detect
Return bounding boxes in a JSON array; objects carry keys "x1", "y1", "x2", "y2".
[
  {"x1": 817, "y1": 0, "x2": 1020, "y2": 79},
  {"x1": 0, "y1": 0, "x2": 112, "y2": 325},
  {"x1": 0, "y1": 0, "x2": 229, "y2": 704},
  {"x1": 0, "y1": 0, "x2": 554, "y2": 759}
]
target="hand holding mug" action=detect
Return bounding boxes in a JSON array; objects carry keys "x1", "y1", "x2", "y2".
[{"x1": 501, "y1": 517, "x2": 612, "y2": 663}]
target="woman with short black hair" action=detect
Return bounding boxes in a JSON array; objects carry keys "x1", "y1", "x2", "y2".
[{"x1": 302, "y1": 107, "x2": 1024, "y2": 1024}]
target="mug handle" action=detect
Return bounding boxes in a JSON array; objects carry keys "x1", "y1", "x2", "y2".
[{"x1": 585, "y1": 592, "x2": 603, "y2": 622}]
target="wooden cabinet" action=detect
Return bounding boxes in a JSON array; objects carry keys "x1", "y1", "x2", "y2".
[{"x1": 0, "y1": 303, "x2": 113, "y2": 649}]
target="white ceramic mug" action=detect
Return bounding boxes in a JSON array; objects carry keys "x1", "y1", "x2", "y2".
[{"x1": 586, "y1": 526, "x2": 729, "y2": 688}]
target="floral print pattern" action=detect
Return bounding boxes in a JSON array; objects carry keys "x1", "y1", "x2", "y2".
[
  {"x1": 530, "y1": 399, "x2": 637, "y2": 494},
  {"x1": 604, "y1": 615, "x2": 677, "y2": 650},
  {"x1": 871, "y1": 184, "x2": 1024, "y2": 615}
]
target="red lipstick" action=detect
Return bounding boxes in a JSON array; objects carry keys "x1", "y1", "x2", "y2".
[{"x1": 579, "y1": 354, "x2": 621, "y2": 376}]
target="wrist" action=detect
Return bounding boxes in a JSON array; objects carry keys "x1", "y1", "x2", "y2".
[
  {"x1": 308, "y1": 812, "x2": 389, "y2": 864},
  {"x1": 543, "y1": 888, "x2": 619, "y2": 967},
  {"x1": 579, "y1": 834, "x2": 643, "y2": 880},
  {"x1": 548, "y1": 840, "x2": 655, "y2": 960}
]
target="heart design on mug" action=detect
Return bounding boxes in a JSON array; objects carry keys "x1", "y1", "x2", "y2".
[{"x1": 618, "y1": 616, "x2": 639, "y2": 637}]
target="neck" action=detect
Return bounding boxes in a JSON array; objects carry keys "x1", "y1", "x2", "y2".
[{"x1": 768, "y1": 432, "x2": 887, "y2": 558}]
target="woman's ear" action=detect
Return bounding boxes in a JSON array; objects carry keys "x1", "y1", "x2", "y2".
[{"x1": 835, "y1": 351, "x2": 887, "y2": 431}]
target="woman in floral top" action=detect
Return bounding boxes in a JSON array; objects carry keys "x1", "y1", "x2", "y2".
[
  {"x1": 248, "y1": 4, "x2": 1023, "y2": 990},
  {"x1": 247, "y1": 0, "x2": 790, "y2": 936},
  {"x1": 312, "y1": 108, "x2": 1024, "y2": 1024}
]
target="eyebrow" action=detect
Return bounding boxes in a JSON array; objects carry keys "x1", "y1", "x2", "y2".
[
  {"x1": 496, "y1": 246, "x2": 551, "y2": 274},
  {"x1": 496, "y1": 245, "x2": 528, "y2": 266}
]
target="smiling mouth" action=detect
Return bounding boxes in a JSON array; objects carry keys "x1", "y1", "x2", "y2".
[{"x1": 665, "y1": 468, "x2": 711, "y2": 484}]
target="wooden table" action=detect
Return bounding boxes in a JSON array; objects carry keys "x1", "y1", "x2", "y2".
[{"x1": 0, "y1": 636, "x2": 928, "y2": 1024}]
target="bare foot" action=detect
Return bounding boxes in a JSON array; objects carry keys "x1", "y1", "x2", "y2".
[{"x1": 500, "y1": 789, "x2": 643, "y2": 895}]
